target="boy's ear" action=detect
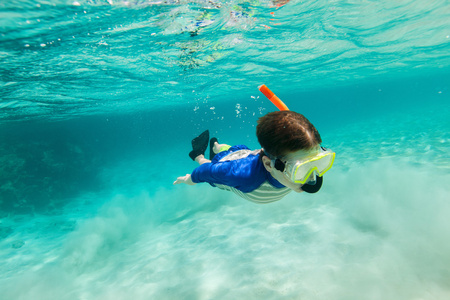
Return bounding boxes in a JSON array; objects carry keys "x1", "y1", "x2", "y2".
[{"x1": 262, "y1": 155, "x2": 273, "y2": 172}]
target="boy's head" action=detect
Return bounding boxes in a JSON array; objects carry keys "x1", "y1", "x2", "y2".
[{"x1": 256, "y1": 111, "x2": 322, "y2": 157}]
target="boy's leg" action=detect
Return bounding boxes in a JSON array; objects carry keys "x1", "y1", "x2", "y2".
[
  {"x1": 209, "y1": 136, "x2": 231, "y2": 161},
  {"x1": 213, "y1": 142, "x2": 231, "y2": 154},
  {"x1": 194, "y1": 142, "x2": 230, "y2": 165},
  {"x1": 195, "y1": 155, "x2": 211, "y2": 165}
]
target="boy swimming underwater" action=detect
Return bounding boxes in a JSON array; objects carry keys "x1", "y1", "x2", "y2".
[{"x1": 173, "y1": 108, "x2": 335, "y2": 204}]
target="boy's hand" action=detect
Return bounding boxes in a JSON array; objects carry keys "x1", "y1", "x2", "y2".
[{"x1": 173, "y1": 174, "x2": 196, "y2": 185}]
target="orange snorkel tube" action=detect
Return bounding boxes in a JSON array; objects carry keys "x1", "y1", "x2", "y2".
[{"x1": 258, "y1": 84, "x2": 289, "y2": 111}]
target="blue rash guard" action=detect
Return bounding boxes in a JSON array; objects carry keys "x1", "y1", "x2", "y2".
[{"x1": 190, "y1": 145, "x2": 286, "y2": 193}]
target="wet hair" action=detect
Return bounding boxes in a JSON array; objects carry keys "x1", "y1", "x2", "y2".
[{"x1": 256, "y1": 111, "x2": 322, "y2": 158}]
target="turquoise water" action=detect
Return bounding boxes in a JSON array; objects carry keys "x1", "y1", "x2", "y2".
[{"x1": 1, "y1": 0, "x2": 450, "y2": 299}]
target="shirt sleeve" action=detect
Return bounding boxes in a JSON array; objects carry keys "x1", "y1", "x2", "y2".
[{"x1": 190, "y1": 159, "x2": 259, "y2": 193}]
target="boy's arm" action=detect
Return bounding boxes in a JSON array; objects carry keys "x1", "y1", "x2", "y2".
[
  {"x1": 190, "y1": 161, "x2": 251, "y2": 188},
  {"x1": 174, "y1": 159, "x2": 260, "y2": 192},
  {"x1": 173, "y1": 162, "x2": 236, "y2": 187}
]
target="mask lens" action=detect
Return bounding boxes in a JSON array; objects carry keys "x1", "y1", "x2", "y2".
[{"x1": 293, "y1": 152, "x2": 335, "y2": 183}]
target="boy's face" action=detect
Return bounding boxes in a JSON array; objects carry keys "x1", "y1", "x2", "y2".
[{"x1": 262, "y1": 147, "x2": 320, "y2": 193}]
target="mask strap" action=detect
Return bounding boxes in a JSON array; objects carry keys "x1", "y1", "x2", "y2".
[
  {"x1": 274, "y1": 159, "x2": 285, "y2": 172},
  {"x1": 263, "y1": 149, "x2": 286, "y2": 172}
]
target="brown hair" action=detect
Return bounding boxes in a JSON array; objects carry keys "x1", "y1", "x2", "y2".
[{"x1": 256, "y1": 111, "x2": 322, "y2": 157}]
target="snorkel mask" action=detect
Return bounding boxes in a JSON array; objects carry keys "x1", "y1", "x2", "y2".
[
  {"x1": 259, "y1": 84, "x2": 335, "y2": 193},
  {"x1": 264, "y1": 147, "x2": 335, "y2": 193}
]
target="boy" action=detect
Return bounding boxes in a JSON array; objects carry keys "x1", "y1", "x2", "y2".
[{"x1": 173, "y1": 111, "x2": 335, "y2": 203}]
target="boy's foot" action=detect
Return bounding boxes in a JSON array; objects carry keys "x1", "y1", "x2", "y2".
[
  {"x1": 189, "y1": 130, "x2": 209, "y2": 161},
  {"x1": 209, "y1": 137, "x2": 218, "y2": 160}
]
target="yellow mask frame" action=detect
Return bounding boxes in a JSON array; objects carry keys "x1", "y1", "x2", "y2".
[{"x1": 284, "y1": 150, "x2": 336, "y2": 184}]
